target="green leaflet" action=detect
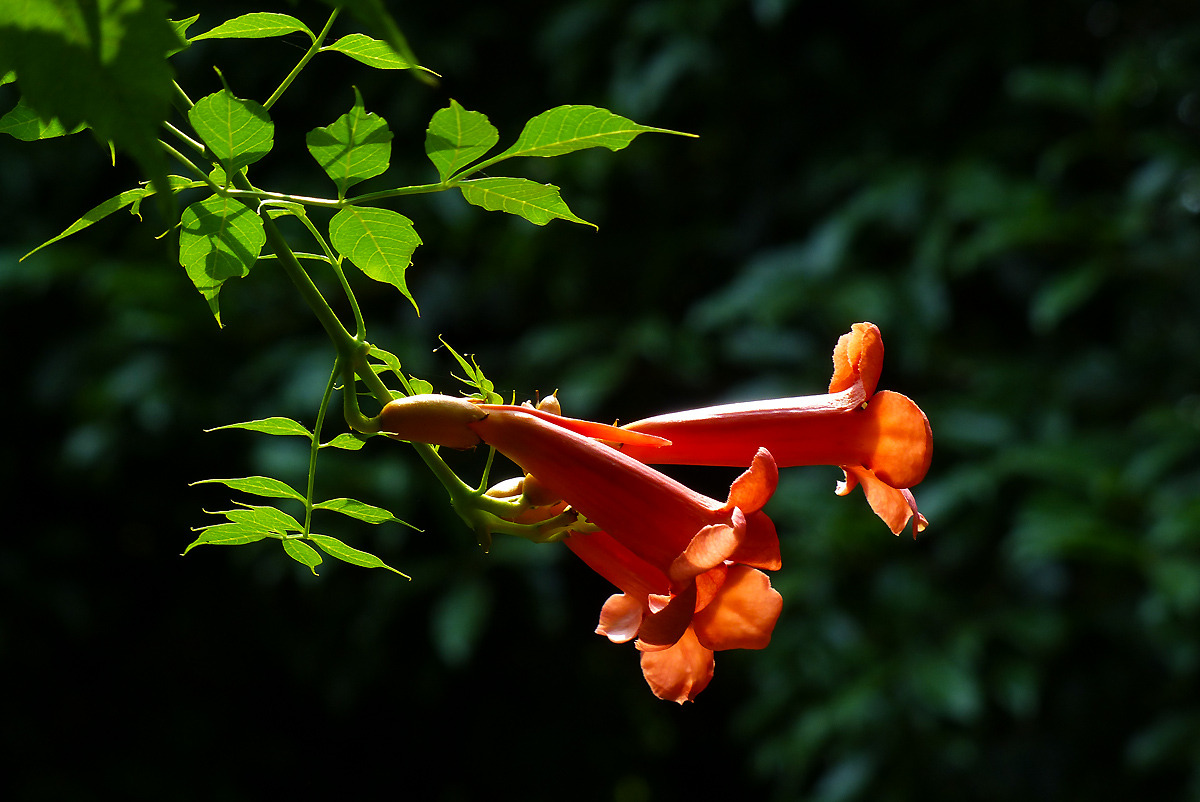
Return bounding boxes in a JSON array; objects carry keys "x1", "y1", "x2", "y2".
[
  {"x1": 221, "y1": 506, "x2": 304, "y2": 534},
  {"x1": 425, "y1": 100, "x2": 498, "y2": 182},
  {"x1": 322, "y1": 33, "x2": 413, "y2": 70},
  {"x1": 0, "y1": 96, "x2": 87, "y2": 140},
  {"x1": 306, "y1": 87, "x2": 393, "y2": 196},
  {"x1": 319, "y1": 433, "x2": 374, "y2": 451},
  {"x1": 314, "y1": 498, "x2": 404, "y2": 525},
  {"x1": 329, "y1": 206, "x2": 421, "y2": 313},
  {"x1": 458, "y1": 177, "x2": 595, "y2": 228},
  {"x1": 181, "y1": 522, "x2": 274, "y2": 554},
  {"x1": 191, "y1": 476, "x2": 305, "y2": 502},
  {"x1": 206, "y1": 417, "x2": 313, "y2": 438},
  {"x1": 178, "y1": 195, "x2": 266, "y2": 325},
  {"x1": 21, "y1": 176, "x2": 203, "y2": 261},
  {"x1": 495, "y1": 105, "x2": 695, "y2": 161},
  {"x1": 188, "y1": 89, "x2": 274, "y2": 171},
  {"x1": 191, "y1": 12, "x2": 313, "y2": 41},
  {"x1": 282, "y1": 538, "x2": 323, "y2": 575},
  {"x1": 314, "y1": 0, "x2": 436, "y2": 85},
  {"x1": 309, "y1": 534, "x2": 409, "y2": 577}
]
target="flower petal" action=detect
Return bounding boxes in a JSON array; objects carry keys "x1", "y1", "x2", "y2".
[
  {"x1": 596, "y1": 593, "x2": 643, "y2": 643},
  {"x1": 838, "y1": 465, "x2": 928, "y2": 536},
  {"x1": 829, "y1": 322, "x2": 883, "y2": 397},
  {"x1": 638, "y1": 626, "x2": 715, "y2": 703},
  {"x1": 725, "y1": 447, "x2": 779, "y2": 514},
  {"x1": 668, "y1": 519, "x2": 742, "y2": 587},
  {"x1": 692, "y1": 565, "x2": 783, "y2": 651},
  {"x1": 729, "y1": 509, "x2": 782, "y2": 571},
  {"x1": 636, "y1": 582, "x2": 698, "y2": 651},
  {"x1": 860, "y1": 390, "x2": 933, "y2": 489}
]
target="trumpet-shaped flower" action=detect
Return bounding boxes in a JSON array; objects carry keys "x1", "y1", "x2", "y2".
[
  {"x1": 619, "y1": 323, "x2": 932, "y2": 535},
  {"x1": 378, "y1": 396, "x2": 784, "y2": 702}
]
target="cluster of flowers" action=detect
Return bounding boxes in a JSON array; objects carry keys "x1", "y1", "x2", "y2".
[{"x1": 379, "y1": 323, "x2": 932, "y2": 702}]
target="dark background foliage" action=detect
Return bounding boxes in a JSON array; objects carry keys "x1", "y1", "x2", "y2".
[{"x1": 3, "y1": 0, "x2": 1199, "y2": 799}]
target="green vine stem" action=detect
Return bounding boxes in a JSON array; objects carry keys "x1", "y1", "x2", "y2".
[
  {"x1": 302, "y1": 359, "x2": 342, "y2": 535},
  {"x1": 264, "y1": 8, "x2": 340, "y2": 110}
]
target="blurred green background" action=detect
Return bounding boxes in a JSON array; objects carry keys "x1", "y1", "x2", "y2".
[{"x1": 4, "y1": 0, "x2": 1200, "y2": 799}]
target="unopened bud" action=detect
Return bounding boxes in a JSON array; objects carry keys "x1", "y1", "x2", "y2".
[
  {"x1": 536, "y1": 392, "x2": 561, "y2": 416},
  {"x1": 379, "y1": 394, "x2": 486, "y2": 449}
]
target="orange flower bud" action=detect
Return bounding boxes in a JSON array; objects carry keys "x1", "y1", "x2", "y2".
[
  {"x1": 536, "y1": 393, "x2": 562, "y2": 416},
  {"x1": 379, "y1": 394, "x2": 486, "y2": 449}
]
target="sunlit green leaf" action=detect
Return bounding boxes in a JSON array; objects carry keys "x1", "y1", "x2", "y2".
[
  {"x1": 425, "y1": 100, "x2": 498, "y2": 182},
  {"x1": 314, "y1": 0, "x2": 436, "y2": 85},
  {"x1": 322, "y1": 33, "x2": 413, "y2": 70},
  {"x1": 0, "y1": 96, "x2": 87, "y2": 140},
  {"x1": 329, "y1": 206, "x2": 421, "y2": 313},
  {"x1": 320, "y1": 432, "x2": 374, "y2": 450},
  {"x1": 306, "y1": 87, "x2": 393, "y2": 196},
  {"x1": 179, "y1": 195, "x2": 266, "y2": 324},
  {"x1": 309, "y1": 534, "x2": 409, "y2": 576},
  {"x1": 221, "y1": 505, "x2": 304, "y2": 534},
  {"x1": 192, "y1": 476, "x2": 305, "y2": 502},
  {"x1": 314, "y1": 498, "x2": 404, "y2": 525},
  {"x1": 282, "y1": 538, "x2": 322, "y2": 575},
  {"x1": 182, "y1": 522, "x2": 274, "y2": 554},
  {"x1": 191, "y1": 12, "x2": 313, "y2": 42},
  {"x1": 188, "y1": 89, "x2": 274, "y2": 171},
  {"x1": 494, "y1": 105, "x2": 694, "y2": 162},
  {"x1": 169, "y1": 15, "x2": 200, "y2": 47},
  {"x1": 206, "y1": 417, "x2": 313, "y2": 438},
  {"x1": 21, "y1": 176, "x2": 204, "y2": 261},
  {"x1": 458, "y1": 177, "x2": 594, "y2": 228}
]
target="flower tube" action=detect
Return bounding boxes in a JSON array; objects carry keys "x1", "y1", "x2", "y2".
[{"x1": 619, "y1": 323, "x2": 932, "y2": 535}]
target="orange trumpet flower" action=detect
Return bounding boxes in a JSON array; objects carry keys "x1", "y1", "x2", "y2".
[
  {"x1": 619, "y1": 323, "x2": 932, "y2": 535},
  {"x1": 379, "y1": 397, "x2": 784, "y2": 702}
]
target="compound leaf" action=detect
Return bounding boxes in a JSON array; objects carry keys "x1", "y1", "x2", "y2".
[
  {"x1": 458, "y1": 177, "x2": 594, "y2": 228},
  {"x1": 329, "y1": 206, "x2": 421, "y2": 313}
]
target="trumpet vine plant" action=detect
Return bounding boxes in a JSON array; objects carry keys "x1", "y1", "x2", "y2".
[{"x1": 1, "y1": 2, "x2": 932, "y2": 702}]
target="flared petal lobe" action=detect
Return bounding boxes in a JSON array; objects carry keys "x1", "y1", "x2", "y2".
[
  {"x1": 691, "y1": 564, "x2": 782, "y2": 651},
  {"x1": 638, "y1": 627, "x2": 715, "y2": 704}
]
